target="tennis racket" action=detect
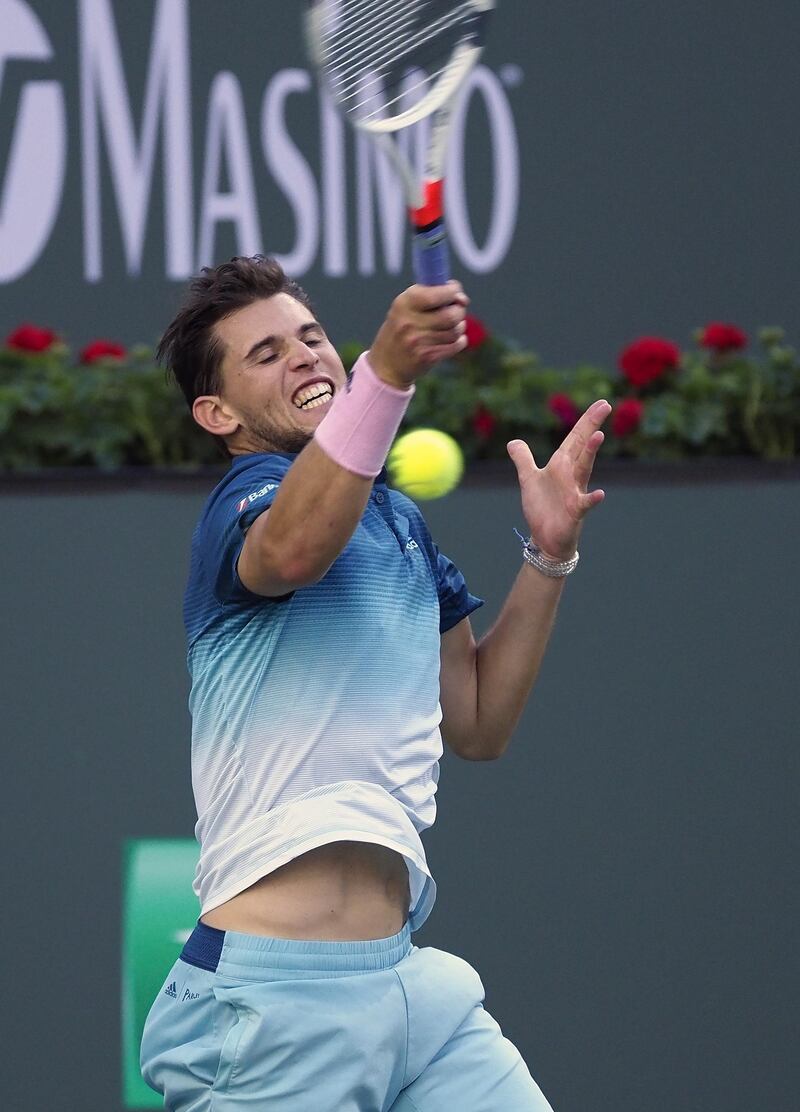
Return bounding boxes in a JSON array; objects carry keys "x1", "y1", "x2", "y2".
[{"x1": 306, "y1": 0, "x2": 496, "y2": 285}]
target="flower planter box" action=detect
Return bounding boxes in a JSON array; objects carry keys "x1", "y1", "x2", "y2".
[{"x1": 1, "y1": 456, "x2": 798, "y2": 496}]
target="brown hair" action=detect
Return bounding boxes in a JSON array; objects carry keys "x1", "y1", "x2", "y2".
[{"x1": 157, "y1": 255, "x2": 313, "y2": 412}]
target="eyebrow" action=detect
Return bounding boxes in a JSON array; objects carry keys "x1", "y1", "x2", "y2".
[{"x1": 244, "y1": 321, "x2": 324, "y2": 363}]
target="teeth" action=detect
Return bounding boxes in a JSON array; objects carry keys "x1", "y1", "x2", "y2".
[
  {"x1": 302, "y1": 395, "x2": 330, "y2": 410},
  {"x1": 294, "y1": 383, "x2": 333, "y2": 409}
]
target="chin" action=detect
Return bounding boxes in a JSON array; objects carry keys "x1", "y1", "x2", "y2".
[
  {"x1": 278, "y1": 429, "x2": 315, "y2": 454},
  {"x1": 244, "y1": 425, "x2": 312, "y2": 456},
  {"x1": 304, "y1": 408, "x2": 329, "y2": 428}
]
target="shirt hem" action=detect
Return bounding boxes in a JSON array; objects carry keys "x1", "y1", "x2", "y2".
[{"x1": 197, "y1": 828, "x2": 434, "y2": 927}]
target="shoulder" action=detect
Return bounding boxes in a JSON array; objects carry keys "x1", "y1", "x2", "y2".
[
  {"x1": 188, "y1": 453, "x2": 296, "y2": 612},
  {"x1": 388, "y1": 486, "x2": 430, "y2": 535},
  {"x1": 201, "y1": 453, "x2": 292, "y2": 532}
]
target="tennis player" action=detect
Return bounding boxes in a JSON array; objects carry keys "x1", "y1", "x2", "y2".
[{"x1": 140, "y1": 255, "x2": 610, "y2": 1111}]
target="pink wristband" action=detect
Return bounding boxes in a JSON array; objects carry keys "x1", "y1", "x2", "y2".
[{"x1": 314, "y1": 352, "x2": 414, "y2": 478}]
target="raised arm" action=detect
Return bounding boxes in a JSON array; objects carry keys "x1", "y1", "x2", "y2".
[{"x1": 238, "y1": 283, "x2": 469, "y2": 597}]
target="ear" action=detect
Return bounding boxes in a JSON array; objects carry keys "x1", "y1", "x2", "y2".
[{"x1": 192, "y1": 395, "x2": 239, "y2": 439}]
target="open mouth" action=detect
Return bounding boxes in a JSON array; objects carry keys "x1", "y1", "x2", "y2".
[{"x1": 292, "y1": 380, "x2": 334, "y2": 411}]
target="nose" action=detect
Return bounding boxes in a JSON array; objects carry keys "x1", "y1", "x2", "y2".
[{"x1": 287, "y1": 338, "x2": 319, "y2": 372}]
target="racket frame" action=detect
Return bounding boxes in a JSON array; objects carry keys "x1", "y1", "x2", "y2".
[{"x1": 306, "y1": 0, "x2": 495, "y2": 283}]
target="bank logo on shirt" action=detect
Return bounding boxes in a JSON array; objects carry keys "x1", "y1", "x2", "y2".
[{"x1": 237, "y1": 482, "x2": 277, "y2": 512}]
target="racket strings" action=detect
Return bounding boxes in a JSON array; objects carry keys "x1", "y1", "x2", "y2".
[
  {"x1": 320, "y1": 0, "x2": 420, "y2": 64},
  {"x1": 333, "y1": 7, "x2": 466, "y2": 83},
  {"x1": 318, "y1": 0, "x2": 481, "y2": 118},
  {"x1": 349, "y1": 67, "x2": 444, "y2": 122},
  {"x1": 322, "y1": 0, "x2": 473, "y2": 69},
  {"x1": 335, "y1": 38, "x2": 451, "y2": 108}
]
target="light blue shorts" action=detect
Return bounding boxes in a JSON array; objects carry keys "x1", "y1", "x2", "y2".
[{"x1": 140, "y1": 920, "x2": 554, "y2": 1111}]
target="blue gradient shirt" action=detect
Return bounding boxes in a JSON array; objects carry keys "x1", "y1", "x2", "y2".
[{"x1": 184, "y1": 452, "x2": 483, "y2": 930}]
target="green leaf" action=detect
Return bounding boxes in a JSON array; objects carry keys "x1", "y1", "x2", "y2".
[{"x1": 0, "y1": 322, "x2": 797, "y2": 470}]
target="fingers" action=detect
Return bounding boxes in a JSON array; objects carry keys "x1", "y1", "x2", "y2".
[
  {"x1": 370, "y1": 281, "x2": 472, "y2": 382},
  {"x1": 574, "y1": 427, "x2": 605, "y2": 490},
  {"x1": 402, "y1": 282, "x2": 467, "y2": 328},
  {"x1": 562, "y1": 399, "x2": 612, "y2": 463},
  {"x1": 583, "y1": 487, "x2": 605, "y2": 509},
  {"x1": 506, "y1": 439, "x2": 539, "y2": 487},
  {"x1": 415, "y1": 334, "x2": 467, "y2": 363},
  {"x1": 402, "y1": 283, "x2": 468, "y2": 346},
  {"x1": 416, "y1": 306, "x2": 468, "y2": 357},
  {"x1": 404, "y1": 281, "x2": 469, "y2": 312}
]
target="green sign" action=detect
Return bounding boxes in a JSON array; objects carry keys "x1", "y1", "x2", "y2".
[{"x1": 121, "y1": 839, "x2": 200, "y2": 1109}]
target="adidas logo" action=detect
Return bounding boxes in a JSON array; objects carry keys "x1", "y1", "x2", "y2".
[{"x1": 164, "y1": 981, "x2": 178, "y2": 999}]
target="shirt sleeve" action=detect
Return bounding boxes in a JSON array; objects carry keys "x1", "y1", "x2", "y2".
[
  {"x1": 202, "y1": 472, "x2": 285, "y2": 604},
  {"x1": 434, "y1": 544, "x2": 484, "y2": 634}
]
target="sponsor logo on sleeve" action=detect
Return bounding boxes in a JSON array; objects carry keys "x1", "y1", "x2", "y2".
[{"x1": 236, "y1": 483, "x2": 277, "y2": 513}]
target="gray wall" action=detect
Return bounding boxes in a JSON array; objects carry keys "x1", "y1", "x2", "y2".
[
  {"x1": 1, "y1": 0, "x2": 798, "y2": 366},
  {"x1": 3, "y1": 466, "x2": 798, "y2": 1111},
  {"x1": 4, "y1": 3, "x2": 798, "y2": 1107}
]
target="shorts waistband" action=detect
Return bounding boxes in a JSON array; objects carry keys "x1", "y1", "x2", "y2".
[{"x1": 180, "y1": 919, "x2": 413, "y2": 978}]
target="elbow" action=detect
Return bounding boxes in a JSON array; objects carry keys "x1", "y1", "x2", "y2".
[
  {"x1": 280, "y1": 558, "x2": 321, "y2": 591},
  {"x1": 281, "y1": 547, "x2": 333, "y2": 591},
  {"x1": 268, "y1": 539, "x2": 331, "y2": 591},
  {"x1": 275, "y1": 557, "x2": 325, "y2": 592},
  {"x1": 471, "y1": 739, "x2": 508, "y2": 762},
  {"x1": 454, "y1": 730, "x2": 509, "y2": 762}
]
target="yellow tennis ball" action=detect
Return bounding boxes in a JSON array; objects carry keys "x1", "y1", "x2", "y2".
[{"x1": 387, "y1": 428, "x2": 464, "y2": 500}]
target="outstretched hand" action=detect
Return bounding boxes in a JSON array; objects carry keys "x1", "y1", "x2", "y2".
[{"x1": 507, "y1": 399, "x2": 612, "y2": 561}]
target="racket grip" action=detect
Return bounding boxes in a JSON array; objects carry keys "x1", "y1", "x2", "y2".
[{"x1": 412, "y1": 223, "x2": 450, "y2": 286}]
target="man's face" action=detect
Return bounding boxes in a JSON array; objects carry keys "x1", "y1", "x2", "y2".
[{"x1": 212, "y1": 293, "x2": 347, "y2": 455}]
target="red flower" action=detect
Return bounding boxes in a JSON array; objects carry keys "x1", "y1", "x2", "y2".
[
  {"x1": 548, "y1": 392, "x2": 580, "y2": 430},
  {"x1": 464, "y1": 315, "x2": 489, "y2": 350},
  {"x1": 6, "y1": 323, "x2": 57, "y2": 352},
  {"x1": 619, "y1": 336, "x2": 680, "y2": 386},
  {"x1": 472, "y1": 404, "x2": 497, "y2": 441},
  {"x1": 699, "y1": 322, "x2": 747, "y2": 353},
  {"x1": 612, "y1": 398, "x2": 644, "y2": 437},
  {"x1": 80, "y1": 339, "x2": 127, "y2": 364}
]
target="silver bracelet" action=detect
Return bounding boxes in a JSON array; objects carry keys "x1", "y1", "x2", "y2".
[{"x1": 514, "y1": 528, "x2": 579, "y2": 578}]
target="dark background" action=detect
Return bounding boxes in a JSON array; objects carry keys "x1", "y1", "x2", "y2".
[
  {"x1": 3, "y1": 1, "x2": 799, "y2": 1109},
  {"x1": 1, "y1": 0, "x2": 799, "y2": 366},
  {"x1": 3, "y1": 466, "x2": 798, "y2": 1111}
]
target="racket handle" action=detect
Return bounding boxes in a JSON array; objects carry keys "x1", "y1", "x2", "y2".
[{"x1": 412, "y1": 222, "x2": 450, "y2": 286}]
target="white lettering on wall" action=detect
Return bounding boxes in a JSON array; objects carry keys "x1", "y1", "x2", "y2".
[
  {"x1": 261, "y1": 69, "x2": 319, "y2": 275},
  {"x1": 356, "y1": 131, "x2": 406, "y2": 275},
  {"x1": 355, "y1": 71, "x2": 430, "y2": 277},
  {"x1": 5, "y1": 2, "x2": 522, "y2": 285},
  {"x1": 320, "y1": 89, "x2": 347, "y2": 276},
  {"x1": 79, "y1": 0, "x2": 193, "y2": 280},
  {"x1": 445, "y1": 65, "x2": 519, "y2": 273},
  {"x1": 197, "y1": 71, "x2": 263, "y2": 267},
  {"x1": 0, "y1": 0, "x2": 66, "y2": 283}
]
